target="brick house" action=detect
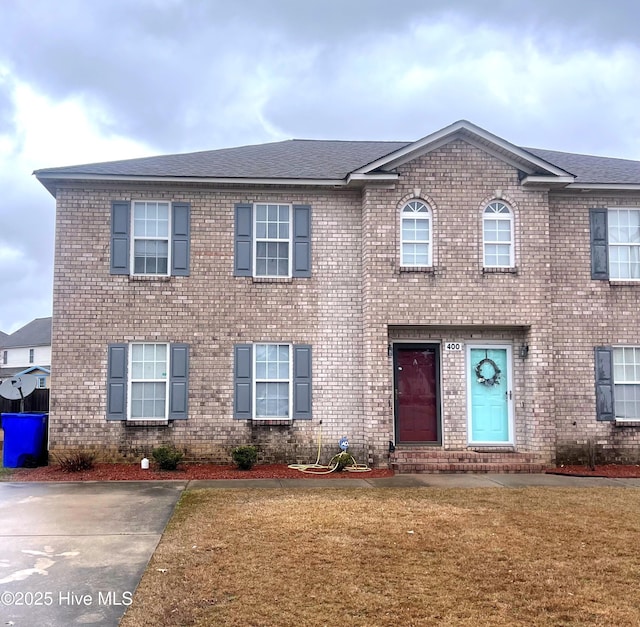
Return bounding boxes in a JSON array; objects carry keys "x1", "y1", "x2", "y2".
[{"x1": 34, "y1": 120, "x2": 640, "y2": 470}]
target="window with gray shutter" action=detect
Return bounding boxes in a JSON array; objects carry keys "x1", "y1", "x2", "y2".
[
  {"x1": 110, "y1": 202, "x2": 131, "y2": 275},
  {"x1": 292, "y1": 205, "x2": 312, "y2": 277},
  {"x1": 169, "y1": 344, "x2": 189, "y2": 419},
  {"x1": 171, "y1": 203, "x2": 191, "y2": 276},
  {"x1": 234, "y1": 345, "x2": 253, "y2": 418},
  {"x1": 293, "y1": 344, "x2": 312, "y2": 418},
  {"x1": 107, "y1": 344, "x2": 128, "y2": 420},
  {"x1": 590, "y1": 208, "x2": 609, "y2": 280},
  {"x1": 594, "y1": 346, "x2": 614, "y2": 421}
]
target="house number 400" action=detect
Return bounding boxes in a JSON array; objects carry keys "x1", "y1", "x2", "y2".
[{"x1": 445, "y1": 342, "x2": 463, "y2": 351}]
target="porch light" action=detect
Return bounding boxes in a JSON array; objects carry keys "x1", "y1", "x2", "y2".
[{"x1": 519, "y1": 344, "x2": 529, "y2": 359}]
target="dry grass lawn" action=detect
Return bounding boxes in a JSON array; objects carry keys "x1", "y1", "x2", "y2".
[{"x1": 121, "y1": 488, "x2": 640, "y2": 626}]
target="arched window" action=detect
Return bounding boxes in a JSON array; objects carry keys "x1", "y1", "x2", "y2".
[
  {"x1": 401, "y1": 200, "x2": 431, "y2": 266},
  {"x1": 483, "y1": 201, "x2": 513, "y2": 267}
]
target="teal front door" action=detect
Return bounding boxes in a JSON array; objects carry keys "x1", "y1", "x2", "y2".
[{"x1": 468, "y1": 346, "x2": 512, "y2": 444}]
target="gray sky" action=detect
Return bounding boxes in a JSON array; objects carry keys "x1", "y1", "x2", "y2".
[{"x1": 1, "y1": 0, "x2": 639, "y2": 332}]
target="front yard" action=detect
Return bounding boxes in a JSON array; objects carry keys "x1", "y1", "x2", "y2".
[{"x1": 121, "y1": 487, "x2": 640, "y2": 626}]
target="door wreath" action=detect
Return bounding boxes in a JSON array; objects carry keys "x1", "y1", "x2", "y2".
[{"x1": 475, "y1": 358, "x2": 501, "y2": 386}]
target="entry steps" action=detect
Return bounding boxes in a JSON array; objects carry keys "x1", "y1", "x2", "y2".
[{"x1": 390, "y1": 449, "x2": 548, "y2": 474}]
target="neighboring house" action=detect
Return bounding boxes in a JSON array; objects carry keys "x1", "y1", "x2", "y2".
[
  {"x1": 0, "y1": 317, "x2": 52, "y2": 389},
  {"x1": 34, "y1": 120, "x2": 640, "y2": 470}
]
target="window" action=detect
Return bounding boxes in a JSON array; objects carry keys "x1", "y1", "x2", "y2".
[
  {"x1": 400, "y1": 200, "x2": 431, "y2": 266},
  {"x1": 483, "y1": 201, "x2": 513, "y2": 268},
  {"x1": 608, "y1": 209, "x2": 640, "y2": 280},
  {"x1": 133, "y1": 201, "x2": 170, "y2": 275},
  {"x1": 234, "y1": 203, "x2": 311, "y2": 278},
  {"x1": 255, "y1": 204, "x2": 290, "y2": 276},
  {"x1": 110, "y1": 201, "x2": 190, "y2": 277},
  {"x1": 106, "y1": 343, "x2": 189, "y2": 421},
  {"x1": 255, "y1": 344, "x2": 291, "y2": 417},
  {"x1": 234, "y1": 343, "x2": 312, "y2": 420},
  {"x1": 2, "y1": 351, "x2": 6, "y2": 365},
  {"x1": 37, "y1": 377, "x2": 46, "y2": 389},
  {"x1": 130, "y1": 343, "x2": 168, "y2": 419},
  {"x1": 613, "y1": 347, "x2": 640, "y2": 420},
  {"x1": 29, "y1": 348, "x2": 34, "y2": 364}
]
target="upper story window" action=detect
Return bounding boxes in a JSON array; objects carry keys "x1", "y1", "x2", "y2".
[
  {"x1": 400, "y1": 200, "x2": 431, "y2": 267},
  {"x1": 29, "y1": 348, "x2": 34, "y2": 364},
  {"x1": 2, "y1": 351, "x2": 6, "y2": 365},
  {"x1": 608, "y1": 209, "x2": 640, "y2": 280},
  {"x1": 110, "y1": 201, "x2": 190, "y2": 277},
  {"x1": 483, "y1": 201, "x2": 514, "y2": 268},
  {"x1": 133, "y1": 201, "x2": 170, "y2": 275},
  {"x1": 255, "y1": 204, "x2": 291, "y2": 277},
  {"x1": 234, "y1": 203, "x2": 311, "y2": 278}
]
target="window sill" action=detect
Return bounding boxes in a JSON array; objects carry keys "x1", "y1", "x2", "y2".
[
  {"x1": 251, "y1": 418, "x2": 293, "y2": 426},
  {"x1": 614, "y1": 420, "x2": 640, "y2": 427},
  {"x1": 399, "y1": 266, "x2": 435, "y2": 274},
  {"x1": 482, "y1": 267, "x2": 518, "y2": 274},
  {"x1": 125, "y1": 420, "x2": 170, "y2": 427},
  {"x1": 128, "y1": 275, "x2": 173, "y2": 282},
  {"x1": 252, "y1": 277, "x2": 293, "y2": 284},
  {"x1": 609, "y1": 280, "x2": 640, "y2": 286}
]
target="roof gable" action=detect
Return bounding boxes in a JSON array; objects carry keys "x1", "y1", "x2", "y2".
[{"x1": 353, "y1": 120, "x2": 572, "y2": 181}]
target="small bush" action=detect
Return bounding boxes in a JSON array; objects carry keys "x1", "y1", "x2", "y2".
[
  {"x1": 152, "y1": 446, "x2": 184, "y2": 471},
  {"x1": 55, "y1": 450, "x2": 96, "y2": 472},
  {"x1": 232, "y1": 445, "x2": 258, "y2": 470}
]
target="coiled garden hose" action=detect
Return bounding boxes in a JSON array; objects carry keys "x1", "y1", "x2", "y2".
[{"x1": 288, "y1": 421, "x2": 371, "y2": 474}]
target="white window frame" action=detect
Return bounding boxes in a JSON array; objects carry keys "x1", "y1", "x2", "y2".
[
  {"x1": 29, "y1": 348, "x2": 34, "y2": 364},
  {"x1": 400, "y1": 200, "x2": 432, "y2": 267},
  {"x1": 482, "y1": 201, "x2": 514, "y2": 268},
  {"x1": 253, "y1": 203, "x2": 292, "y2": 278},
  {"x1": 127, "y1": 342, "x2": 170, "y2": 421},
  {"x1": 613, "y1": 346, "x2": 640, "y2": 421},
  {"x1": 131, "y1": 200, "x2": 171, "y2": 277},
  {"x1": 2, "y1": 351, "x2": 7, "y2": 364},
  {"x1": 608, "y1": 209, "x2": 640, "y2": 281},
  {"x1": 253, "y1": 343, "x2": 292, "y2": 419},
  {"x1": 36, "y1": 376, "x2": 46, "y2": 389}
]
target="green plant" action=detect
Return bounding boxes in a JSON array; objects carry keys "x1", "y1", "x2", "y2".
[
  {"x1": 55, "y1": 450, "x2": 96, "y2": 472},
  {"x1": 232, "y1": 445, "x2": 258, "y2": 470},
  {"x1": 152, "y1": 445, "x2": 184, "y2": 471}
]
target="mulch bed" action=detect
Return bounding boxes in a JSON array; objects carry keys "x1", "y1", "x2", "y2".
[
  {"x1": 3, "y1": 462, "x2": 395, "y2": 482},
  {"x1": 546, "y1": 465, "x2": 640, "y2": 478}
]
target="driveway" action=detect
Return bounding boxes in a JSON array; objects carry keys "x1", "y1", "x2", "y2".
[{"x1": 0, "y1": 481, "x2": 186, "y2": 626}]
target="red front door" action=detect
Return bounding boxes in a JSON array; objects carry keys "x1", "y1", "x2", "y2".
[{"x1": 394, "y1": 345, "x2": 440, "y2": 443}]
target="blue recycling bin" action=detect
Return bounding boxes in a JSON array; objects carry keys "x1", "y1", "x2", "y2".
[{"x1": 2, "y1": 413, "x2": 48, "y2": 468}]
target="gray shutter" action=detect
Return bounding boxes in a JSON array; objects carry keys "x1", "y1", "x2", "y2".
[
  {"x1": 293, "y1": 344, "x2": 312, "y2": 419},
  {"x1": 234, "y1": 204, "x2": 253, "y2": 276},
  {"x1": 292, "y1": 205, "x2": 311, "y2": 277},
  {"x1": 234, "y1": 344, "x2": 252, "y2": 418},
  {"x1": 111, "y1": 201, "x2": 131, "y2": 275},
  {"x1": 590, "y1": 208, "x2": 609, "y2": 280},
  {"x1": 594, "y1": 346, "x2": 614, "y2": 421},
  {"x1": 169, "y1": 343, "x2": 189, "y2": 419},
  {"x1": 171, "y1": 203, "x2": 190, "y2": 276},
  {"x1": 107, "y1": 344, "x2": 127, "y2": 420}
]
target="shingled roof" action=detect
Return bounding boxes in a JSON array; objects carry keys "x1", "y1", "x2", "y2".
[
  {"x1": 1, "y1": 317, "x2": 52, "y2": 349},
  {"x1": 34, "y1": 140, "x2": 410, "y2": 181},
  {"x1": 34, "y1": 122, "x2": 640, "y2": 190}
]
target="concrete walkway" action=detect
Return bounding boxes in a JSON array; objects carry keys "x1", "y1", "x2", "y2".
[
  {"x1": 0, "y1": 473, "x2": 638, "y2": 626},
  {"x1": 188, "y1": 473, "x2": 640, "y2": 489}
]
